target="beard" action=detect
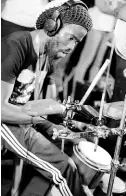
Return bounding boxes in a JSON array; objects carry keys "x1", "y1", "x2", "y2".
[{"x1": 45, "y1": 38, "x2": 64, "y2": 68}]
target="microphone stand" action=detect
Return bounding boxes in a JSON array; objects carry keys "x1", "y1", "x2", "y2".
[{"x1": 107, "y1": 95, "x2": 126, "y2": 196}]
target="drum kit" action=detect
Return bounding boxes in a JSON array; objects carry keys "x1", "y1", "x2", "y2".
[{"x1": 51, "y1": 96, "x2": 126, "y2": 196}]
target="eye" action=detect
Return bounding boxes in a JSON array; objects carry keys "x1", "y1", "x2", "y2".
[
  {"x1": 69, "y1": 36, "x2": 74, "y2": 41},
  {"x1": 69, "y1": 36, "x2": 78, "y2": 44}
]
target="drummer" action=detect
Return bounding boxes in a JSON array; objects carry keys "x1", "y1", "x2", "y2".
[{"x1": 1, "y1": 0, "x2": 92, "y2": 196}]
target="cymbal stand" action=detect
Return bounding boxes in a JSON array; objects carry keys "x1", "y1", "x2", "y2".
[{"x1": 107, "y1": 95, "x2": 126, "y2": 196}]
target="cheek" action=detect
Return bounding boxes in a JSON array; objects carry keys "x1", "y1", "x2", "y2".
[
  {"x1": 58, "y1": 34, "x2": 70, "y2": 46},
  {"x1": 62, "y1": 36, "x2": 70, "y2": 45},
  {"x1": 58, "y1": 39, "x2": 71, "y2": 50}
]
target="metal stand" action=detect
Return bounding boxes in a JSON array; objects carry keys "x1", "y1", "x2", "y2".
[{"x1": 107, "y1": 95, "x2": 126, "y2": 196}]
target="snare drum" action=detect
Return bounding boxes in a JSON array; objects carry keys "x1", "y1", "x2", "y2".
[
  {"x1": 72, "y1": 141, "x2": 112, "y2": 189},
  {"x1": 94, "y1": 173, "x2": 126, "y2": 196}
]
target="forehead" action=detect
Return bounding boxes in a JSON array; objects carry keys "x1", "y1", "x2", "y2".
[{"x1": 60, "y1": 24, "x2": 87, "y2": 40}]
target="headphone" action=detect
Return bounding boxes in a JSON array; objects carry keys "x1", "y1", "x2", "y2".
[{"x1": 43, "y1": 0, "x2": 88, "y2": 36}]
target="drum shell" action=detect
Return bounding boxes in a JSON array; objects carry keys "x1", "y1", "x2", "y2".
[
  {"x1": 73, "y1": 105, "x2": 106, "y2": 126},
  {"x1": 73, "y1": 105, "x2": 99, "y2": 125},
  {"x1": 72, "y1": 147, "x2": 106, "y2": 189}
]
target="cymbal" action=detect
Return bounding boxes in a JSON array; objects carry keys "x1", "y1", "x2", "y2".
[{"x1": 103, "y1": 101, "x2": 124, "y2": 120}]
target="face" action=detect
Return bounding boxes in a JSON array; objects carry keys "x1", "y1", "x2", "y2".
[{"x1": 45, "y1": 24, "x2": 87, "y2": 67}]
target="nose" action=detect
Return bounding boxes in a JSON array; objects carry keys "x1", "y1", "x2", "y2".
[{"x1": 68, "y1": 40, "x2": 77, "y2": 51}]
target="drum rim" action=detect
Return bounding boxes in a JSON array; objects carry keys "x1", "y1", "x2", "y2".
[
  {"x1": 73, "y1": 145, "x2": 111, "y2": 171},
  {"x1": 73, "y1": 145, "x2": 99, "y2": 171},
  {"x1": 100, "y1": 175, "x2": 126, "y2": 194},
  {"x1": 77, "y1": 141, "x2": 112, "y2": 168}
]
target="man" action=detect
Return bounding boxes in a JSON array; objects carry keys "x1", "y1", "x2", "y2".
[{"x1": 1, "y1": 0, "x2": 92, "y2": 196}]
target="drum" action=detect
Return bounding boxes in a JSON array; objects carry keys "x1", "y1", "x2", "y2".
[
  {"x1": 72, "y1": 141, "x2": 112, "y2": 189},
  {"x1": 94, "y1": 173, "x2": 126, "y2": 196},
  {"x1": 73, "y1": 105, "x2": 106, "y2": 126}
]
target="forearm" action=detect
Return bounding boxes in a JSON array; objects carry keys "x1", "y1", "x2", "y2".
[
  {"x1": 1, "y1": 103, "x2": 32, "y2": 124},
  {"x1": 1, "y1": 103, "x2": 43, "y2": 125}
]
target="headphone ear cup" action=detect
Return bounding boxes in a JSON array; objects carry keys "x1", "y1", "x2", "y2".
[
  {"x1": 46, "y1": 17, "x2": 62, "y2": 37},
  {"x1": 44, "y1": 18, "x2": 56, "y2": 33}
]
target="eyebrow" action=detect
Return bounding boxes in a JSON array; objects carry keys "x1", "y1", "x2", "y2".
[{"x1": 73, "y1": 35, "x2": 81, "y2": 43}]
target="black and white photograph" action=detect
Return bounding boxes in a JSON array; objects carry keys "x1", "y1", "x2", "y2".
[{"x1": 1, "y1": 0, "x2": 126, "y2": 196}]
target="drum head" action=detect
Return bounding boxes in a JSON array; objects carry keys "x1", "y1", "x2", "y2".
[
  {"x1": 77, "y1": 141, "x2": 112, "y2": 171},
  {"x1": 100, "y1": 173, "x2": 126, "y2": 193}
]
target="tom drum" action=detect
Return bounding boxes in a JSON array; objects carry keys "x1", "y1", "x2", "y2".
[{"x1": 72, "y1": 141, "x2": 112, "y2": 189}]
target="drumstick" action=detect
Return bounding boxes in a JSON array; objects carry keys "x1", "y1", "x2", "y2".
[{"x1": 79, "y1": 59, "x2": 110, "y2": 105}]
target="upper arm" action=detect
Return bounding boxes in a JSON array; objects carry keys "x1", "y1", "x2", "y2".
[
  {"x1": 1, "y1": 80, "x2": 15, "y2": 104},
  {"x1": 1, "y1": 38, "x2": 21, "y2": 103},
  {"x1": 1, "y1": 37, "x2": 25, "y2": 83}
]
